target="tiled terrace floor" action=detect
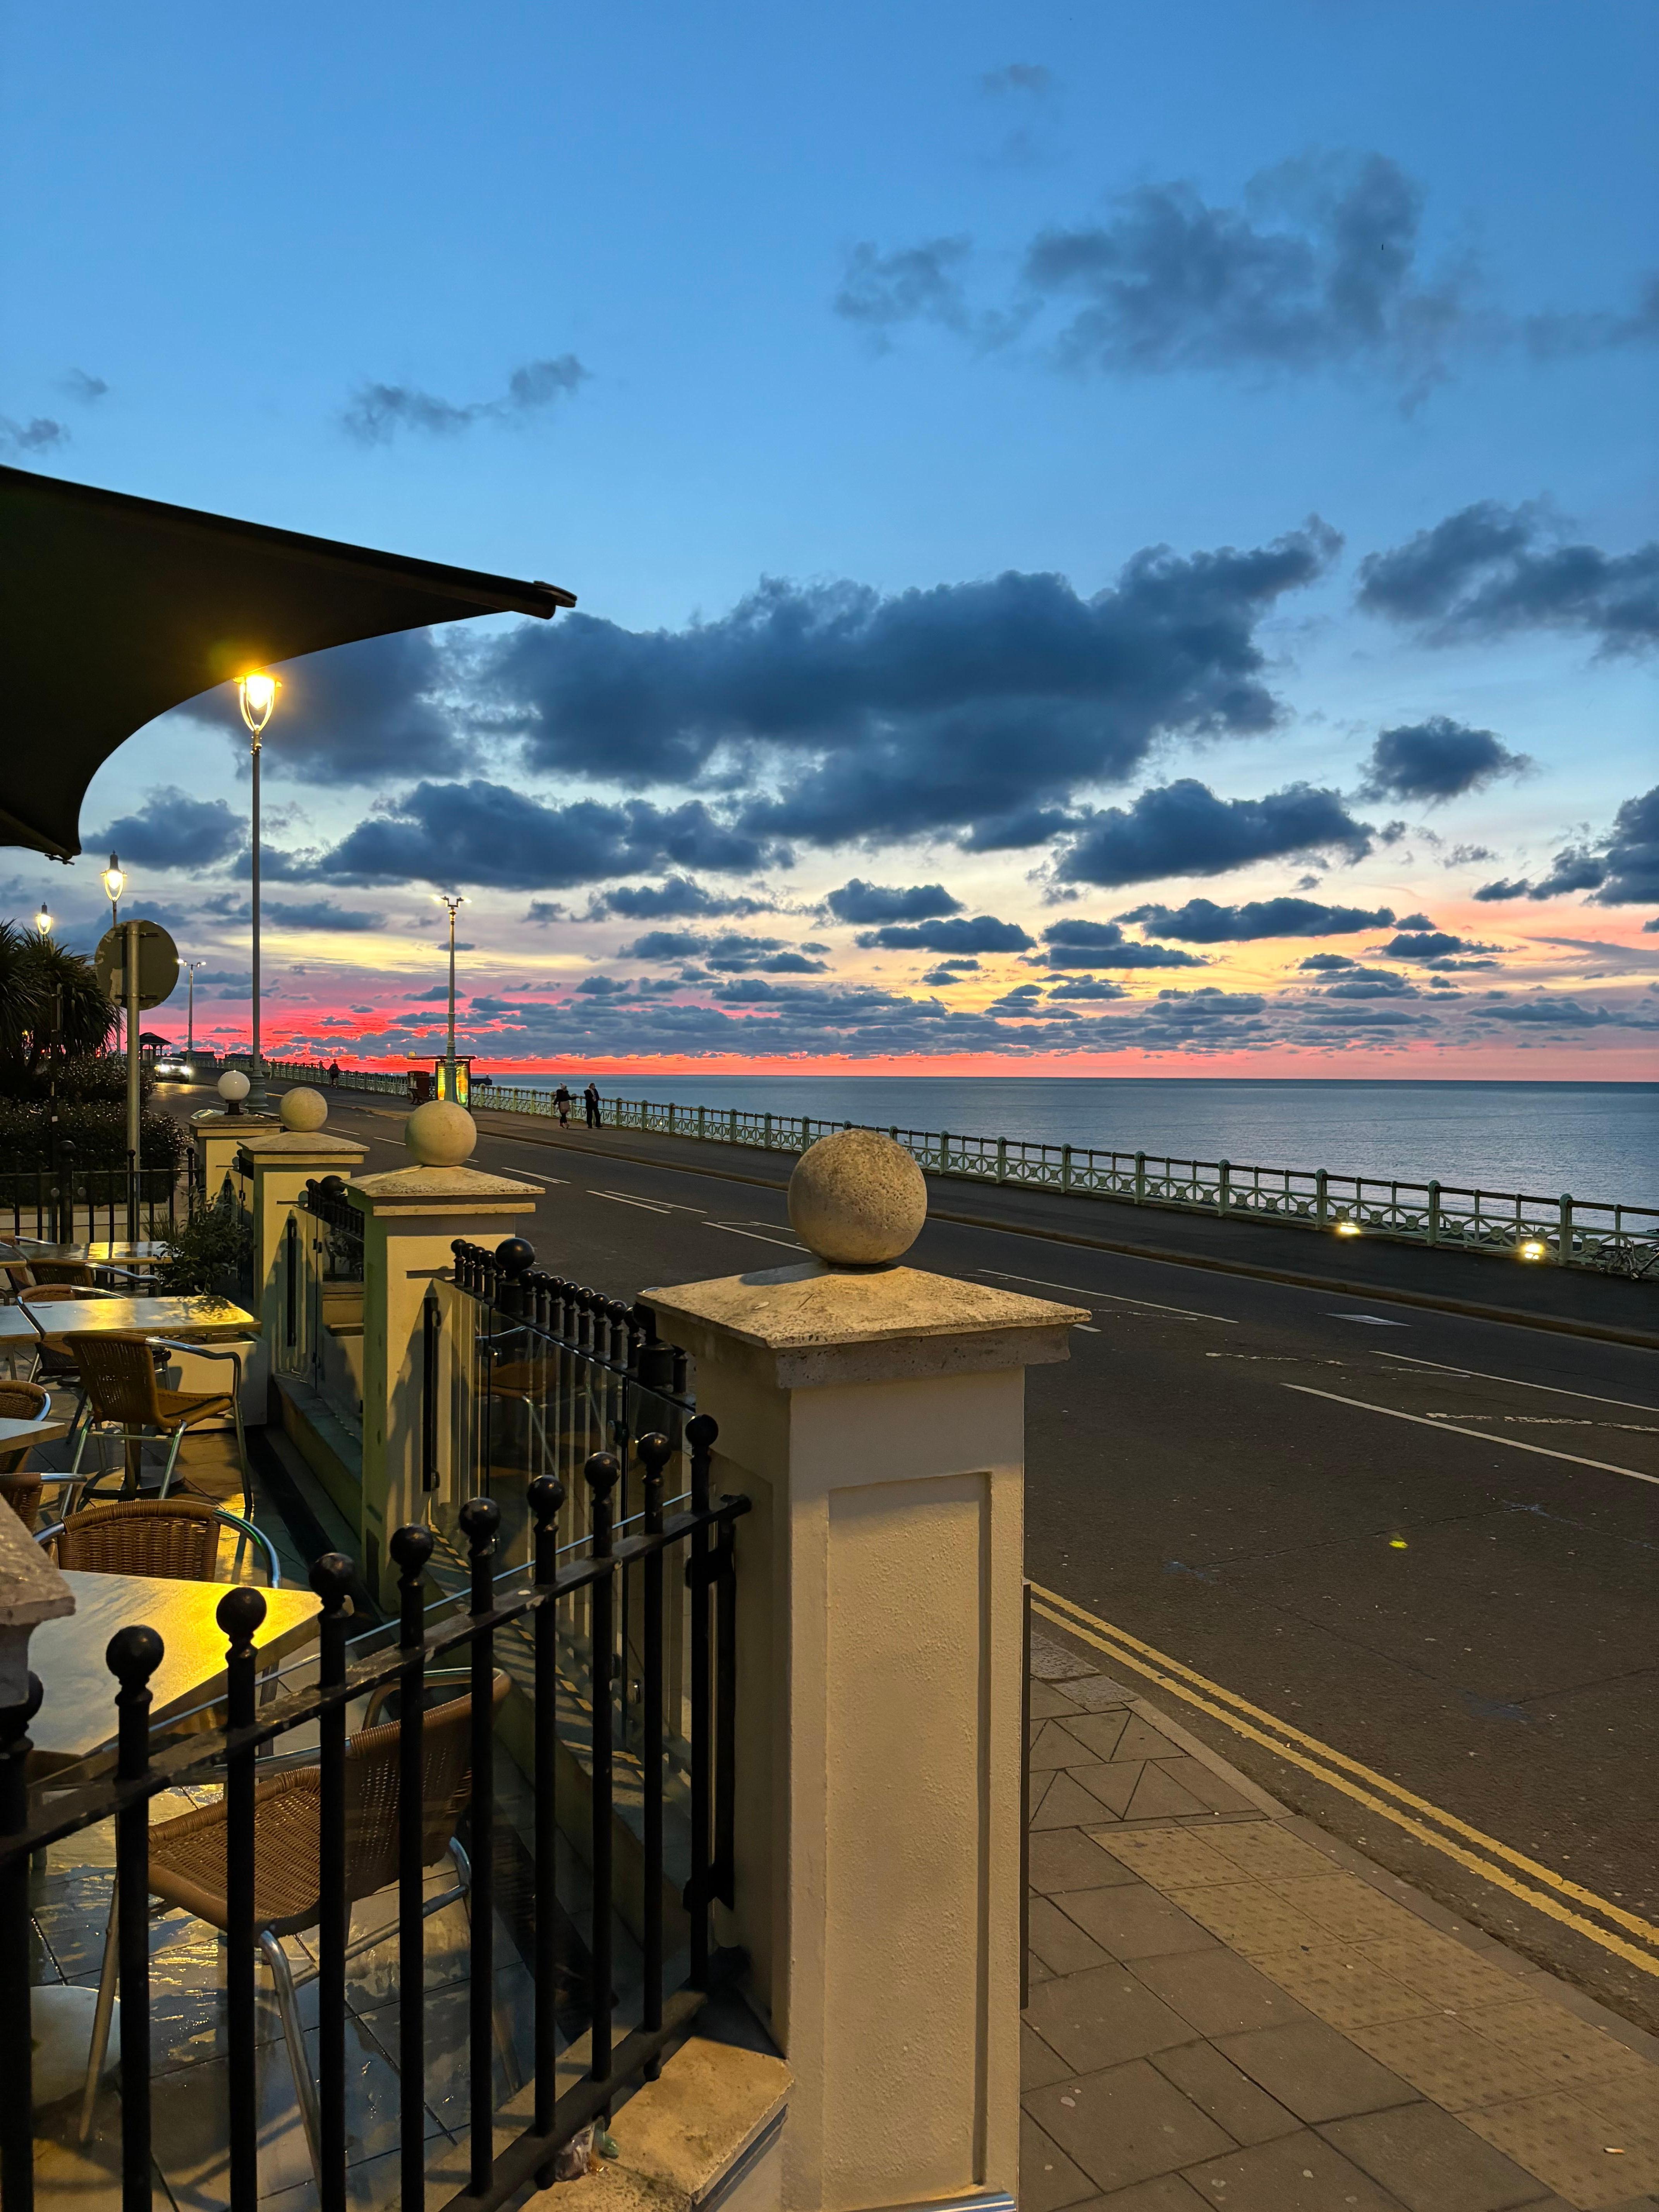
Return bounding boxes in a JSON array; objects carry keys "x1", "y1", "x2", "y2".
[{"x1": 1022, "y1": 1630, "x2": 1659, "y2": 2212}]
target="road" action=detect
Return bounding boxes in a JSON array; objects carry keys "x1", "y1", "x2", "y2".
[{"x1": 170, "y1": 1080, "x2": 1659, "y2": 2030}]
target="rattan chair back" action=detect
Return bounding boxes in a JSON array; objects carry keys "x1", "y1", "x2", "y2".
[
  {"x1": 55, "y1": 1497, "x2": 220, "y2": 1580},
  {"x1": 341, "y1": 1670, "x2": 511, "y2": 1900},
  {"x1": 29, "y1": 1261, "x2": 94, "y2": 1286},
  {"x1": 0, "y1": 1473, "x2": 43, "y2": 1528},
  {"x1": 0, "y1": 1379, "x2": 50, "y2": 1481},
  {"x1": 65, "y1": 1332, "x2": 162, "y2": 1429}
]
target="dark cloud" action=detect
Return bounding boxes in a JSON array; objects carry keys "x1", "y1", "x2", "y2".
[
  {"x1": 981, "y1": 63, "x2": 1053, "y2": 96},
  {"x1": 1037, "y1": 919, "x2": 1206, "y2": 969},
  {"x1": 0, "y1": 416, "x2": 67, "y2": 453},
  {"x1": 1472, "y1": 787, "x2": 1659, "y2": 908},
  {"x1": 825, "y1": 879, "x2": 964, "y2": 924},
  {"x1": 176, "y1": 631, "x2": 469, "y2": 787},
  {"x1": 589, "y1": 877, "x2": 776, "y2": 921},
  {"x1": 854, "y1": 915, "x2": 1034, "y2": 954},
  {"x1": 1378, "y1": 931, "x2": 1499, "y2": 965},
  {"x1": 340, "y1": 355, "x2": 588, "y2": 444},
  {"x1": 1057, "y1": 779, "x2": 1372, "y2": 889},
  {"x1": 1358, "y1": 716, "x2": 1528, "y2": 803},
  {"x1": 920, "y1": 963, "x2": 978, "y2": 985},
  {"x1": 310, "y1": 781, "x2": 781, "y2": 891},
  {"x1": 88, "y1": 787, "x2": 244, "y2": 870},
  {"x1": 1356, "y1": 503, "x2": 1659, "y2": 655},
  {"x1": 1524, "y1": 276, "x2": 1659, "y2": 361},
  {"x1": 483, "y1": 526, "x2": 1338, "y2": 849},
  {"x1": 263, "y1": 899, "x2": 386, "y2": 933},
  {"x1": 1123, "y1": 895, "x2": 1395, "y2": 942},
  {"x1": 60, "y1": 369, "x2": 109, "y2": 403},
  {"x1": 1299, "y1": 952, "x2": 1357, "y2": 972},
  {"x1": 1045, "y1": 976, "x2": 1127, "y2": 999},
  {"x1": 575, "y1": 975, "x2": 629, "y2": 997},
  {"x1": 618, "y1": 929, "x2": 826, "y2": 974},
  {"x1": 1320, "y1": 969, "x2": 1417, "y2": 998},
  {"x1": 838, "y1": 155, "x2": 1472, "y2": 393},
  {"x1": 1476, "y1": 995, "x2": 1630, "y2": 1028}
]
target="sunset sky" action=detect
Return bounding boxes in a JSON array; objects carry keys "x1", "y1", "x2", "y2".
[{"x1": 4, "y1": 0, "x2": 1655, "y2": 1077}]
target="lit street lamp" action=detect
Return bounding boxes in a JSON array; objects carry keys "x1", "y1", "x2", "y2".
[
  {"x1": 434, "y1": 893, "x2": 466, "y2": 1093},
  {"x1": 101, "y1": 853, "x2": 125, "y2": 929},
  {"x1": 237, "y1": 672, "x2": 279, "y2": 1110},
  {"x1": 185, "y1": 958, "x2": 204, "y2": 1058},
  {"x1": 34, "y1": 901, "x2": 51, "y2": 935}
]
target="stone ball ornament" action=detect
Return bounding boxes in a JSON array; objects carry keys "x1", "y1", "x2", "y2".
[
  {"x1": 216, "y1": 1069, "x2": 250, "y2": 1104},
  {"x1": 787, "y1": 1127, "x2": 927, "y2": 1267},
  {"x1": 278, "y1": 1086, "x2": 328, "y2": 1132},
  {"x1": 405, "y1": 1098, "x2": 478, "y2": 1167}
]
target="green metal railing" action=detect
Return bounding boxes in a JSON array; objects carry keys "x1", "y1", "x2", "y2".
[{"x1": 251, "y1": 1061, "x2": 1659, "y2": 1281}]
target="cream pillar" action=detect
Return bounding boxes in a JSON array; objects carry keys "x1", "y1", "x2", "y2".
[
  {"x1": 235, "y1": 1128, "x2": 371, "y2": 1331},
  {"x1": 349, "y1": 1158, "x2": 536, "y2": 1601},
  {"x1": 644, "y1": 1257, "x2": 1084, "y2": 2212},
  {"x1": 190, "y1": 1106, "x2": 280, "y2": 1206}
]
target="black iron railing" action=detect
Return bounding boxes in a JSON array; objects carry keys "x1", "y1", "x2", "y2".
[
  {"x1": 1, "y1": 1433, "x2": 747, "y2": 2212},
  {"x1": 0, "y1": 1157, "x2": 181, "y2": 1248}
]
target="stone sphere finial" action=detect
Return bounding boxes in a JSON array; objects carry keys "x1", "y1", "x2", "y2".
[
  {"x1": 787, "y1": 1127, "x2": 927, "y2": 1268},
  {"x1": 217, "y1": 1069, "x2": 250, "y2": 1104},
  {"x1": 279, "y1": 1085, "x2": 328, "y2": 1132},
  {"x1": 405, "y1": 1098, "x2": 477, "y2": 1167}
]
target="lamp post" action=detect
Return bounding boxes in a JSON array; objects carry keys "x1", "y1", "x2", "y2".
[
  {"x1": 434, "y1": 894, "x2": 465, "y2": 1098},
  {"x1": 185, "y1": 959, "x2": 204, "y2": 1060},
  {"x1": 34, "y1": 901, "x2": 50, "y2": 936},
  {"x1": 100, "y1": 854, "x2": 125, "y2": 1052},
  {"x1": 237, "y1": 673, "x2": 279, "y2": 1110}
]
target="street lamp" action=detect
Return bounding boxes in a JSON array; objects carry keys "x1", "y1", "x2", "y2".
[
  {"x1": 434, "y1": 893, "x2": 466, "y2": 1091},
  {"x1": 34, "y1": 901, "x2": 51, "y2": 935},
  {"x1": 237, "y1": 673, "x2": 280, "y2": 1110},
  {"x1": 185, "y1": 958, "x2": 205, "y2": 1058},
  {"x1": 101, "y1": 854, "x2": 125, "y2": 928}
]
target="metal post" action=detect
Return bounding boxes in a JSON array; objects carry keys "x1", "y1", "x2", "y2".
[
  {"x1": 1134, "y1": 1150, "x2": 1146, "y2": 1204},
  {"x1": 1315, "y1": 1168, "x2": 1328, "y2": 1226},
  {"x1": 460, "y1": 1497, "x2": 500, "y2": 2198},
  {"x1": 1217, "y1": 1159, "x2": 1230, "y2": 1217},
  {"x1": 219, "y1": 1585, "x2": 268, "y2": 2211},
  {"x1": 311, "y1": 1555, "x2": 354, "y2": 2212},
  {"x1": 1558, "y1": 1193, "x2": 1573, "y2": 1267},
  {"x1": 586, "y1": 1451, "x2": 620, "y2": 2093},
  {"x1": 109, "y1": 1624, "x2": 164, "y2": 2212},
  {"x1": 1061, "y1": 1142, "x2": 1072, "y2": 1194},
  {"x1": 391, "y1": 1524, "x2": 434, "y2": 2211},
  {"x1": 0, "y1": 1677, "x2": 44, "y2": 2212},
  {"x1": 125, "y1": 919, "x2": 141, "y2": 1240},
  {"x1": 996, "y1": 1136, "x2": 1007, "y2": 1185},
  {"x1": 1427, "y1": 1180, "x2": 1440, "y2": 1246},
  {"x1": 249, "y1": 730, "x2": 264, "y2": 1111}
]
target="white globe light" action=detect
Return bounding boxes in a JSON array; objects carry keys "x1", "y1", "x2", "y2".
[{"x1": 218, "y1": 1070, "x2": 251, "y2": 1103}]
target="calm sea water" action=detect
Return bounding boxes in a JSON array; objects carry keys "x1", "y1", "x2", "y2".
[{"x1": 498, "y1": 1077, "x2": 1657, "y2": 1205}]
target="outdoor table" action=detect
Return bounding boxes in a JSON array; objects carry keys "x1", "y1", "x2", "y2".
[
  {"x1": 4, "y1": 1241, "x2": 167, "y2": 1263},
  {"x1": 0, "y1": 1293, "x2": 255, "y2": 1350},
  {"x1": 26, "y1": 1568, "x2": 321, "y2": 1778},
  {"x1": 0, "y1": 1410, "x2": 74, "y2": 1449}
]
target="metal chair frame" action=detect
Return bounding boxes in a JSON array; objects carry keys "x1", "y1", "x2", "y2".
[
  {"x1": 67, "y1": 1338, "x2": 248, "y2": 1513},
  {"x1": 34, "y1": 1499, "x2": 282, "y2": 1589}
]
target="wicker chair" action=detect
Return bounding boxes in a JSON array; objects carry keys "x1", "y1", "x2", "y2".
[
  {"x1": 80, "y1": 1672, "x2": 512, "y2": 2178},
  {"x1": 0, "y1": 1378, "x2": 51, "y2": 1528},
  {"x1": 27, "y1": 1260, "x2": 95, "y2": 1287},
  {"x1": 45, "y1": 1495, "x2": 281, "y2": 1586},
  {"x1": 65, "y1": 1329, "x2": 248, "y2": 1509}
]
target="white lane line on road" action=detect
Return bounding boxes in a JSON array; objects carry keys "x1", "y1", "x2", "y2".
[
  {"x1": 975, "y1": 1267, "x2": 1235, "y2": 1324},
  {"x1": 708, "y1": 1221, "x2": 807, "y2": 1252},
  {"x1": 1328, "y1": 1313, "x2": 1409, "y2": 1327},
  {"x1": 1074, "y1": 1324, "x2": 1102, "y2": 1334},
  {"x1": 1374, "y1": 1350, "x2": 1659, "y2": 1417},
  {"x1": 1283, "y1": 1383, "x2": 1659, "y2": 1487},
  {"x1": 506, "y1": 1170, "x2": 565, "y2": 1183}
]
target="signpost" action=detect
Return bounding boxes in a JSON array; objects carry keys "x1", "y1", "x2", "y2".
[{"x1": 96, "y1": 922, "x2": 179, "y2": 1237}]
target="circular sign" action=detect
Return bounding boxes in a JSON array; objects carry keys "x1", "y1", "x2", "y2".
[{"x1": 95, "y1": 922, "x2": 180, "y2": 1011}]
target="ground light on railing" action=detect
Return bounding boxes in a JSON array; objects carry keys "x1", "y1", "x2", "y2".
[
  {"x1": 1518, "y1": 1239, "x2": 1548, "y2": 1261},
  {"x1": 1334, "y1": 1220, "x2": 1363, "y2": 1238}
]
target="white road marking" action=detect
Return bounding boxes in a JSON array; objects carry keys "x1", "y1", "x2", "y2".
[
  {"x1": 592, "y1": 1189, "x2": 675, "y2": 1215},
  {"x1": 1329, "y1": 1312, "x2": 1408, "y2": 1327},
  {"x1": 708, "y1": 1221, "x2": 807, "y2": 1252},
  {"x1": 507, "y1": 1169, "x2": 565, "y2": 1184},
  {"x1": 1074, "y1": 1324, "x2": 1103, "y2": 1334},
  {"x1": 1283, "y1": 1383, "x2": 1659, "y2": 1487},
  {"x1": 1375, "y1": 1350, "x2": 1659, "y2": 1417},
  {"x1": 975, "y1": 1267, "x2": 1235, "y2": 1324}
]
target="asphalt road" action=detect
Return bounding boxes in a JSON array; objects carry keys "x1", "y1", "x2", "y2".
[{"x1": 170, "y1": 1082, "x2": 1659, "y2": 2029}]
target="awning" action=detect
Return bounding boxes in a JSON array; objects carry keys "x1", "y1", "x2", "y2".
[{"x1": 0, "y1": 464, "x2": 576, "y2": 859}]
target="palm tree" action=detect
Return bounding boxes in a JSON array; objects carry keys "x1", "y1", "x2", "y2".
[
  {"x1": 21, "y1": 931, "x2": 117, "y2": 1067},
  {"x1": 0, "y1": 921, "x2": 42, "y2": 1066}
]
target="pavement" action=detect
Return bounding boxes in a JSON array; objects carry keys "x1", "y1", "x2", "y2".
[
  {"x1": 159, "y1": 1084, "x2": 1659, "y2": 2037},
  {"x1": 1022, "y1": 1621, "x2": 1659, "y2": 2212}
]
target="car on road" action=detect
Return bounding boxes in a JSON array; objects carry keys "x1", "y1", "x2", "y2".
[{"x1": 151, "y1": 1055, "x2": 197, "y2": 1080}]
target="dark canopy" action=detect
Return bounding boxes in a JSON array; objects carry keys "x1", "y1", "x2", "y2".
[{"x1": 0, "y1": 464, "x2": 575, "y2": 859}]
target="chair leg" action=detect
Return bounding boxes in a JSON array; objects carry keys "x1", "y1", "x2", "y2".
[
  {"x1": 77, "y1": 1894, "x2": 120, "y2": 2144},
  {"x1": 450, "y1": 1841, "x2": 522, "y2": 2099},
  {"x1": 156, "y1": 1425, "x2": 186, "y2": 1500},
  {"x1": 261, "y1": 1929, "x2": 323, "y2": 2192},
  {"x1": 231, "y1": 1396, "x2": 251, "y2": 1520}
]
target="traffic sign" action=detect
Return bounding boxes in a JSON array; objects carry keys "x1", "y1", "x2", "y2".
[{"x1": 96, "y1": 922, "x2": 180, "y2": 1011}]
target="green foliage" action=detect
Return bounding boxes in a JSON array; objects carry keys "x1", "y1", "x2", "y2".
[
  {"x1": 155, "y1": 1185, "x2": 253, "y2": 1297},
  {"x1": 0, "y1": 922, "x2": 117, "y2": 1081},
  {"x1": 0, "y1": 1099, "x2": 184, "y2": 1171}
]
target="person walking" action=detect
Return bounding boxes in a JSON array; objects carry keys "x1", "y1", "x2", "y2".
[
  {"x1": 584, "y1": 1080, "x2": 601, "y2": 1129},
  {"x1": 327, "y1": 1061, "x2": 340, "y2": 1088},
  {"x1": 554, "y1": 1082, "x2": 571, "y2": 1128}
]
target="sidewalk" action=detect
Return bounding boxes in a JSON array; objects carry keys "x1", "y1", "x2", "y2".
[{"x1": 1022, "y1": 1627, "x2": 1659, "y2": 2211}]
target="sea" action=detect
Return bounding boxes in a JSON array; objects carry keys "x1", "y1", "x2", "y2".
[{"x1": 493, "y1": 1076, "x2": 1658, "y2": 1207}]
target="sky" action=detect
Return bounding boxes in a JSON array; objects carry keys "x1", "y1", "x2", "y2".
[{"x1": 3, "y1": 0, "x2": 1656, "y2": 1079}]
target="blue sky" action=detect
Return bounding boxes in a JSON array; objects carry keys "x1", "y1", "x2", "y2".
[{"x1": 4, "y1": 0, "x2": 1656, "y2": 1072}]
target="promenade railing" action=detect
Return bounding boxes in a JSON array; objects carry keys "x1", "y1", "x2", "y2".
[{"x1": 241, "y1": 1062, "x2": 1659, "y2": 1280}]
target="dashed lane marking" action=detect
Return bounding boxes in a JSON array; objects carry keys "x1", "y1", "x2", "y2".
[
  {"x1": 1283, "y1": 1382, "x2": 1659, "y2": 1487},
  {"x1": 1376, "y1": 1348, "x2": 1659, "y2": 1417},
  {"x1": 976, "y1": 1267, "x2": 1235, "y2": 1324},
  {"x1": 1328, "y1": 1312, "x2": 1409, "y2": 1326},
  {"x1": 1027, "y1": 1581, "x2": 1659, "y2": 1978},
  {"x1": 708, "y1": 1221, "x2": 807, "y2": 1252}
]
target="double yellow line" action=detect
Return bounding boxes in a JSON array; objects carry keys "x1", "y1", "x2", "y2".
[{"x1": 1030, "y1": 1582, "x2": 1659, "y2": 1980}]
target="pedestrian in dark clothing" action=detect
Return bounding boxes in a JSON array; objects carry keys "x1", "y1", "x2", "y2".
[
  {"x1": 584, "y1": 1081, "x2": 601, "y2": 1128},
  {"x1": 554, "y1": 1083, "x2": 571, "y2": 1128},
  {"x1": 327, "y1": 1061, "x2": 340, "y2": 1088}
]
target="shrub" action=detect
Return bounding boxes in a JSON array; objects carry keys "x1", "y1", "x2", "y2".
[{"x1": 155, "y1": 1186, "x2": 254, "y2": 1297}]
